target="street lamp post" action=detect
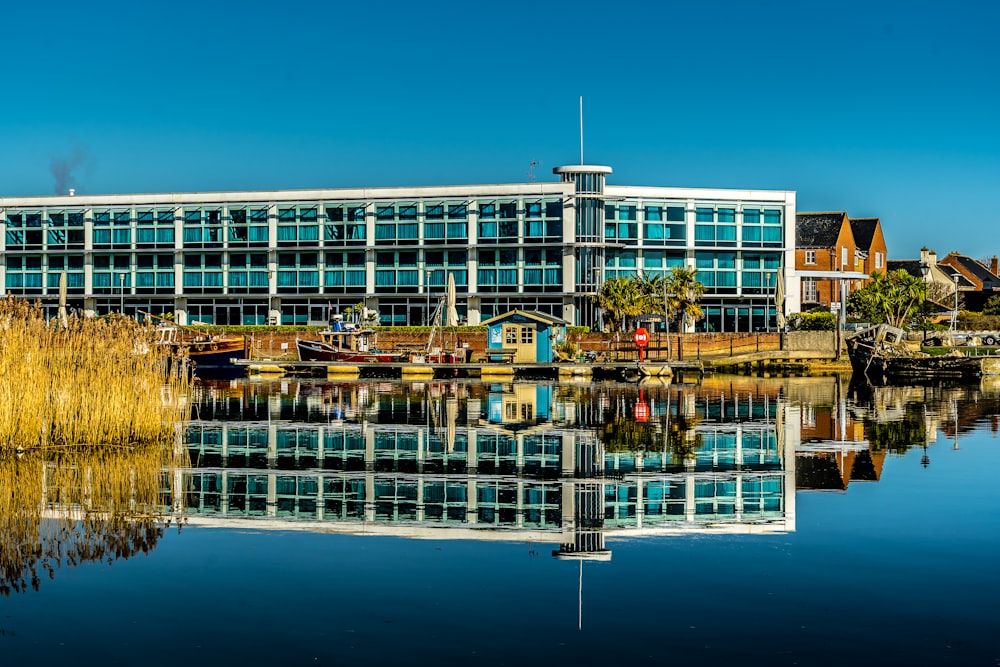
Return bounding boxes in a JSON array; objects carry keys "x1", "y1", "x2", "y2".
[
  {"x1": 952, "y1": 273, "x2": 960, "y2": 332},
  {"x1": 766, "y1": 273, "x2": 771, "y2": 333},
  {"x1": 919, "y1": 261, "x2": 930, "y2": 343},
  {"x1": 662, "y1": 279, "x2": 675, "y2": 360},
  {"x1": 119, "y1": 272, "x2": 125, "y2": 314}
]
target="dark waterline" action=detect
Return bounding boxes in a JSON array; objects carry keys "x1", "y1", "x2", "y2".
[{"x1": 4, "y1": 376, "x2": 999, "y2": 666}]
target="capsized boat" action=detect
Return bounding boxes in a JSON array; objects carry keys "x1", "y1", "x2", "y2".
[
  {"x1": 846, "y1": 323, "x2": 999, "y2": 381},
  {"x1": 296, "y1": 320, "x2": 406, "y2": 363}
]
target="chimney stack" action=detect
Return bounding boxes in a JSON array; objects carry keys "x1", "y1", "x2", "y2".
[
  {"x1": 920, "y1": 247, "x2": 937, "y2": 268},
  {"x1": 68, "y1": 188, "x2": 75, "y2": 196},
  {"x1": 991, "y1": 256, "x2": 999, "y2": 277}
]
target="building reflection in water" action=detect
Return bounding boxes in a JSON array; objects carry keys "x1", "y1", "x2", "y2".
[
  {"x1": 175, "y1": 378, "x2": 797, "y2": 560},
  {"x1": 7, "y1": 376, "x2": 999, "y2": 595}
]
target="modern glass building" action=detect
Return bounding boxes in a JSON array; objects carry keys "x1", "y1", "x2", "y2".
[{"x1": 0, "y1": 164, "x2": 797, "y2": 330}]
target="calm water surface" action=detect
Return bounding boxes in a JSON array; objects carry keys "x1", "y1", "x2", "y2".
[{"x1": 3, "y1": 376, "x2": 1000, "y2": 666}]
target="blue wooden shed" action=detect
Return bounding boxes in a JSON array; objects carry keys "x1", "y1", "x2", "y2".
[{"x1": 480, "y1": 310, "x2": 569, "y2": 363}]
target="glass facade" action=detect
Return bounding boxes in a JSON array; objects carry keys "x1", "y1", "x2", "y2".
[{"x1": 0, "y1": 172, "x2": 794, "y2": 329}]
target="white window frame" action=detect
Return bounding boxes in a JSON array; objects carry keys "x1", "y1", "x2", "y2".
[
  {"x1": 805, "y1": 250, "x2": 816, "y2": 265},
  {"x1": 802, "y1": 278, "x2": 818, "y2": 302}
]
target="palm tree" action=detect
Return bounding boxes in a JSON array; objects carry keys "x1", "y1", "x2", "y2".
[
  {"x1": 663, "y1": 267, "x2": 705, "y2": 332},
  {"x1": 846, "y1": 269, "x2": 926, "y2": 328},
  {"x1": 635, "y1": 272, "x2": 667, "y2": 323},
  {"x1": 593, "y1": 276, "x2": 643, "y2": 333}
]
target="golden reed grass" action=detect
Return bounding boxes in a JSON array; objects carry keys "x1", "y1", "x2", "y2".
[
  {"x1": 0, "y1": 445, "x2": 184, "y2": 595},
  {"x1": 0, "y1": 297, "x2": 192, "y2": 452}
]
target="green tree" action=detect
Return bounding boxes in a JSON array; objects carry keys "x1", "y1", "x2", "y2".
[
  {"x1": 635, "y1": 272, "x2": 667, "y2": 323},
  {"x1": 663, "y1": 267, "x2": 706, "y2": 331},
  {"x1": 593, "y1": 276, "x2": 643, "y2": 333},
  {"x1": 846, "y1": 269, "x2": 927, "y2": 328},
  {"x1": 983, "y1": 294, "x2": 1000, "y2": 316}
]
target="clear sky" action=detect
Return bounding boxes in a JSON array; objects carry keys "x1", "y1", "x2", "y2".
[{"x1": 2, "y1": 0, "x2": 998, "y2": 261}]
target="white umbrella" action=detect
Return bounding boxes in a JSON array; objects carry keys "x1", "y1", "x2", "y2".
[
  {"x1": 774, "y1": 268, "x2": 786, "y2": 330},
  {"x1": 445, "y1": 272, "x2": 459, "y2": 327}
]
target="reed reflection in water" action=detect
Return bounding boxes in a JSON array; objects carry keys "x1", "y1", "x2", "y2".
[{"x1": 0, "y1": 444, "x2": 185, "y2": 596}]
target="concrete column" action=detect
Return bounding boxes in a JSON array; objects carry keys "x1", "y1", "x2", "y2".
[
  {"x1": 685, "y1": 473, "x2": 696, "y2": 522},
  {"x1": 466, "y1": 296, "x2": 481, "y2": 326},
  {"x1": 172, "y1": 469, "x2": 184, "y2": 514},
  {"x1": 516, "y1": 480, "x2": 524, "y2": 527},
  {"x1": 635, "y1": 477, "x2": 644, "y2": 528},
  {"x1": 467, "y1": 479, "x2": 477, "y2": 525},
  {"x1": 735, "y1": 472, "x2": 743, "y2": 521},
  {"x1": 416, "y1": 480, "x2": 424, "y2": 522},
  {"x1": 365, "y1": 427, "x2": 376, "y2": 472},
  {"x1": 266, "y1": 473, "x2": 277, "y2": 517},
  {"x1": 735, "y1": 424, "x2": 743, "y2": 469},
  {"x1": 365, "y1": 471, "x2": 375, "y2": 522},
  {"x1": 466, "y1": 429, "x2": 478, "y2": 474},
  {"x1": 561, "y1": 433, "x2": 577, "y2": 477},
  {"x1": 316, "y1": 475, "x2": 324, "y2": 521},
  {"x1": 83, "y1": 207, "x2": 93, "y2": 298},
  {"x1": 220, "y1": 471, "x2": 229, "y2": 515},
  {"x1": 365, "y1": 249, "x2": 376, "y2": 301},
  {"x1": 561, "y1": 481, "x2": 576, "y2": 545},
  {"x1": 267, "y1": 423, "x2": 277, "y2": 468},
  {"x1": 416, "y1": 428, "x2": 425, "y2": 474}
]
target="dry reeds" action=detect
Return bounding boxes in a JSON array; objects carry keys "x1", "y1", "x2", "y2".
[{"x1": 0, "y1": 297, "x2": 192, "y2": 452}]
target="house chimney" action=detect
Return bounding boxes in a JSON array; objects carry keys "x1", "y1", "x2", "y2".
[
  {"x1": 68, "y1": 188, "x2": 75, "y2": 196},
  {"x1": 927, "y1": 249, "x2": 937, "y2": 267},
  {"x1": 992, "y1": 256, "x2": 999, "y2": 277}
]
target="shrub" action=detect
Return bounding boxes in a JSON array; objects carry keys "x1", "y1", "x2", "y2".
[{"x1": 787, "y1": 311, "x2": 836, "y2": 331}]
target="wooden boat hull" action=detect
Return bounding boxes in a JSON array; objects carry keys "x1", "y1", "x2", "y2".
[
  {"x1": 846, "y1": 326, "x2": 996, "y2": 381},
  {"x1": 184, "y1": 338, "x2": 246, "y2": 378},
  {"x1": 296, "y1": 338, "x2": 403, "y2": 363}
]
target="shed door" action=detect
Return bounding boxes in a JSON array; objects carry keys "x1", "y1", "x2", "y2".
[{"x1": 503, "y1": 324, "x2": 536, "y2": 363}]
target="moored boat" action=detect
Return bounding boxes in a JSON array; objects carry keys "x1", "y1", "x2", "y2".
[
  {"x1": 296, "y1": 320, "x2": 406, "y2": 363},
  {"x1": 148, "y1": 314, "x2": 248, "y2": 378}
]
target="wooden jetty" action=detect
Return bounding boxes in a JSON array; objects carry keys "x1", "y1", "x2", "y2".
[{"x1": 235, "y1": 359, "x2": 704, "y2": 381}]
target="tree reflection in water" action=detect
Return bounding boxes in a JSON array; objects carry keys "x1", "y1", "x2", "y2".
[{"x1": 0, "y1": 446, "x2": 182, "y2": 596}]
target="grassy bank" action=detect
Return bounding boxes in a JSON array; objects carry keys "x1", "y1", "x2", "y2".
[{"x1": 0, "y1": 297, "x2": 191, "y2": 452}]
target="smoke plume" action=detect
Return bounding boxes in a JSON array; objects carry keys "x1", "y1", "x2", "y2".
[{"x1": 51, "y1": 144, "x2": 88, "y2": 194}]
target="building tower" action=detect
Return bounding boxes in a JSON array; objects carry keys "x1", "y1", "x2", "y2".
[{"x1": 553, "y1": 164, "x2": 613, "y2": 330}]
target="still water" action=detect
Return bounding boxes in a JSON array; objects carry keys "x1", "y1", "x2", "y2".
[{"x1": 3, "y1": 375, "x2": 1000, "y2": 665}]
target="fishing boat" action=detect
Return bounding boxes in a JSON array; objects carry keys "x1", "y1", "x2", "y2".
[
  {"x1": 296, "y1": 319, "x2": 406, "y2": 363},
  {"x1": 846, "y1": 323, "x2": 1000, "y2": 381},
  {"x1": 146, "y1": 313, "x2": 248, "y2": 378}
]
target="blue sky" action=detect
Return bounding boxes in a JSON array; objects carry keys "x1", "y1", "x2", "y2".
[{"x1": 2, "y1": 0, "x2": 998, "y2": 260}]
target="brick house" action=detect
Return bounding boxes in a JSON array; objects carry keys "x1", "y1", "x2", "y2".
[
  {"x1": 795, "y1": 212, "x2": 858, "y2": 308},
  {"x1": 937, "y1": 252, "x2": 1000, "y2": 311},
  {"x1": 848, "y1": 217, "x2": 888, "y2": 278}
]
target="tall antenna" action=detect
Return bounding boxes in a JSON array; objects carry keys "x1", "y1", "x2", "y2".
[
  {"x1": 579, "y1": 96, "x2": 584, "y2": 164},
  {"x1": 528, "y1": 159, "x2": 540, "y2": 182}
]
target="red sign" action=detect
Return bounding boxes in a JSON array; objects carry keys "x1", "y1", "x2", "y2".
[{"x1": 633, "y1": 327, "x2": 649, "y2": 347}]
